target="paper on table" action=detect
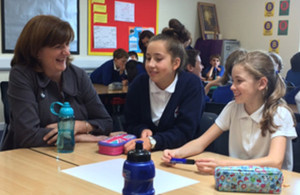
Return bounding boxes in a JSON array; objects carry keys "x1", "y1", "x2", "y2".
[{"x1": 62, "y1": 158, "x2": 199, "y2": 194}]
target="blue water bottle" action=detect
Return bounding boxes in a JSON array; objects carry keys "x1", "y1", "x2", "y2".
[
  {"x1": 122, "y1": 141, "x2": 155, "y2": 195},
  {"x1": 50, "y1": 102, "x2": 75, "y2": 153}
]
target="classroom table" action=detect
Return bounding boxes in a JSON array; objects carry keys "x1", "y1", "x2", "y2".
[
  {"x1": 93, "y1": 84, "x2": 128, "y2": 95},
  {"x1": 0, "y1": 148, "x2": 115, "y2": 194},
  {"x1": 32, "y1": 143, "x2": 300, "y2": 195}
]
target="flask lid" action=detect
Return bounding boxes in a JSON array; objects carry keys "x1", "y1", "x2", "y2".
[
  {"x1": 127, "y1": 141, "x2": 151, "y2": 162},
  {"x1": 50, "y1": 101, "x2": 74, "y2": 117}
]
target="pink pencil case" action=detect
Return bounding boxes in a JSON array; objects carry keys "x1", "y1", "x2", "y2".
[{"x1": 98, "y1": 134, "x2": 136, "y2": 155}]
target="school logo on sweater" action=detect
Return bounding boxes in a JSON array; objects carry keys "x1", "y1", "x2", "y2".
[{"x1": 174, "y1": 106, "x2": 179, "y2": 118}]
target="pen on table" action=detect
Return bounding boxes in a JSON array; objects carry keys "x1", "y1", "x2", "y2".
[{"x1": 170, "y1": 158, "x2": 195, "y2": 165}]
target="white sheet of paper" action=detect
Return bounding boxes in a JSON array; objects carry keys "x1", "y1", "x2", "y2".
[{"x1": 62, "y1": 158, "x2": 199, "y2": 194}]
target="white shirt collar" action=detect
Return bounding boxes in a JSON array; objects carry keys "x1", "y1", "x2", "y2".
[
  {"x1": 149, "y1": 74, "x2": 178, "y2": 94},
  {"x1": 238, "y1": 103, "x2": 264, "y2": 123}
]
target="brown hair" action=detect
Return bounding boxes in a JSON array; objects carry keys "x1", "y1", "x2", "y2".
[
  {"x1": 11, "y1": 15, "x2": 74, "y2": 70},
  {"x1": 219, "y1": 49, "x2": 247, "y2": 85},
  {"x1": 113, "y1": 48, "x2": 129, "y2": 59},
  {"x1": 149, "y1": 28, "x2": 188, "y2": 72},
  {"x1": 235, "y1": 51, "x2": 295, "y2": 136}
]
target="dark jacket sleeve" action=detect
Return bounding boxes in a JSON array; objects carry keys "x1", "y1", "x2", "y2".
[
  {"x1": 79, "y1": 67, "x2": 113, "y2": 135},
  {"x1": 90, "y1": 60, "x2": 113, "y2": 85},
  {"x1": 124, "y1": 75, "x2": 150, "y2": 137}
]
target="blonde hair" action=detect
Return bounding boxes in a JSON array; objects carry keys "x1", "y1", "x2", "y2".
[{"x1": 235, "y1": 51, "x2": 295, "y2": 136}]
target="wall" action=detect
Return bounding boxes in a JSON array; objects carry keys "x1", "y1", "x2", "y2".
[
  {"x1": 0, "y1": 0, "x2": 211, "y2": 123},
  {"x1": 215, "y1": 0, "x2": 300, "y2": 76}
]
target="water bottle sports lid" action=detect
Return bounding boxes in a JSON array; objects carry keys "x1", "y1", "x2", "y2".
[
  {"x1": 50, "y1": 101, "x2": 74, "y2": 117},
  {"x1": 127, "y1": 140, "x2": 151, "y2": 162}
]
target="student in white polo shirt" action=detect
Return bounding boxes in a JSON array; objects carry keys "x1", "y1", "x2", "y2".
[{"x1": 162, "y1": 50, "x2": 297, "y2": 174}]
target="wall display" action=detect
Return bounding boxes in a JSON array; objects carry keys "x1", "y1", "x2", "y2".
[
  {"x1": 263, "y1": 21, "x2": 273, "y2": 36},
  {"x1": 269, "y1": 39, "x2": 279, "y2": 53},
  {"x1": 197, "y1": 2, "x2": 220, "y2": 40},
  {"x1": 278, "y1": 20, "x2": 289, "y2": 35},
  {"x1": 279, "y1": 0, "x2": 290, "y2": 16},
  {"x1": 88, "y1": 0, "x2": 158, "y2": 55},
  {"x1": 1, "y1": 0, "x2": 79, "y2": 54},
  {"x1": 264, "y1": 1, "x2": 275, "y2": 17}
]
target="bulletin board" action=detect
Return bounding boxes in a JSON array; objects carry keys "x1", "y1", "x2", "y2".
[{"x1": 88, "y1": 0, "x2": 158, "y2": 55}]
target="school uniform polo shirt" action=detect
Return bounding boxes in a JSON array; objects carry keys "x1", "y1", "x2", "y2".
[
  {"x1": 215, "y1": 101, "x2": 297, "y2": 170},
  {"x1": 149, "y1": 74, "x2": 178, "y2": 126}
]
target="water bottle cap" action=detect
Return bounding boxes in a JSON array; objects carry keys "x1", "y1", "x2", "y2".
[
  {"x1": 127, "y1": 141, "x2": 151, "y2": 162},
  {"x1": 50, "y1": 101, "x2": 74, "y2": 117},
  {"x1": 59, "y1": 102, "x2": 74, "y2": 117}
]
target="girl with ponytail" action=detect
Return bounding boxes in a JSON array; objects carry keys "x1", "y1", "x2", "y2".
[{"x1": 162, "y1": 50, "x2": 297, "y2": 174}]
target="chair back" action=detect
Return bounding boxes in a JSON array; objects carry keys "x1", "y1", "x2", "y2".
[
  {"x1": 212, "y1": 85, "x2": 233, "y2": 104},
  {"x1": 293, "y1": 113, "x2": 300, "y2": 172},
  {"x1": 0, "y1": 81, "x2": 9, "y2": 146},
  {"x1": 204, "y1": 102, "x2": 226, "y2": 115}
]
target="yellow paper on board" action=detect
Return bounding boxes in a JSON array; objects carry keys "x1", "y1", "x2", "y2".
[
  {"x1": 94, "y1": 13, "x2": 107, "y2": 23},
  {"x1": 94, "y1": 4, "x2": 107, "y2": 13},
  {"x1": 92, "y1": 0, "x2": 105, "y2": 3}
]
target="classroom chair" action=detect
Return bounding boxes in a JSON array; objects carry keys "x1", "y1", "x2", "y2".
[
  {"x1": 0, "y1": 81, "x2": 9, "y2": 147},
  {"x1": 211, "y1": 84, "x2": 234, "y2": 104},
  {"x1": 204, "y1": 102, "x2": 226, "y2": 115},
  {"x1": 293, "y1": 113, "x2": 300, "y2": 172}
]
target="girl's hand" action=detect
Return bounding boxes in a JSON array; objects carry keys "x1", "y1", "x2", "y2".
[
  {"x1": 195, "y1": 158, "x2": 221, "y2": 175},
  {"x1": 141, "y1": 129, "x2": 153, "y2": 138},
  {"x1": 44, "y1": 123, "x2": 58, "y2": 145},
  {"x1": 124, "y1": 137, "x2": 152, "y2": 154},
  {"x1": 161, "y1": 149, "x2": 179, "y2": 165}
]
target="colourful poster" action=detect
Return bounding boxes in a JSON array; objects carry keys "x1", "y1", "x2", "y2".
[
  {"x1": 263, "y1": 21, "x2": 273, "y2": 36},
  {"x1": 269, "y1": 40, "x2": 279, "y2": 53},
  {"x1": 264, "y1": 2, "x2": 274, "y2": 17},
  {"x1": 279, "y1": 0, "x2": 290, "y2": 16},
  {"x1": 278, "y1": 20, "x2": 288, "y2": 35},
  {"x1": 128, "y1": 27, "x2": 154, "y2": 53}
]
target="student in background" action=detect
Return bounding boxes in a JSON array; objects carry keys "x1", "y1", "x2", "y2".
[
  {"x1": 128, "y1": 51, "x2": 139, "y2": 61},
  {"x1": 139, "y1": 30, "x2": 155, "y2": 64},
  {"x1": 1, "y1": 15, "x2": 113, "y2": 150},
  {"x1": 204, "y1": 54, "x2": 224, "y2": 80},
  {"x1": 162, "y1": 51, "x2": 297, "y2": 174},
  {"x1": 125, "y1": 60, "x2": 146, "y2": 83},
  {"x1": 204, "y1": 49, "x2": 247, "y2": 95},
  {"x1": 185, "y1": 49, "x2": 205, "y2": 80},
  {"x1": 184, "y1": 49, "x2": 209, "y2": 102},
  {"x1": 286, "y1": 52, "x2": 300, "y2": 86},
  {"x1": 124, "y1": 27, "x2": 205, "y2": 153},
  {"x1": 90, "y1": 48, "x2": 129, "y2": 85}
]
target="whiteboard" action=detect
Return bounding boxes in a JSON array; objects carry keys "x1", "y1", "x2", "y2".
[{"x1": 1, "y1": 0, "x2": 79, "y2": 54}]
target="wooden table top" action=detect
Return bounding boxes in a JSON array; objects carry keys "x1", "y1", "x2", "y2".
[
  {"x1": 31, "y1": 143, "x2": 300, "y2": 195},
  {"x1": 0, "y1": 148, "x2": 117, "y2": 194},
  {"x1": 93, "y1": 84, "x2": 128, "y2": 95}
]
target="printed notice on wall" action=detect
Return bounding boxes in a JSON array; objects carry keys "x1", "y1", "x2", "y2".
[
  {"x1": 269, "y1": 40, "x2": 279, "y2": 53},
  {"x1": 279, "y1": 0, "x2": 290, "y2": 16},
  {"x1": 278, "y1": 20, "x2": 288, "y2": 35},
  {"x1": 94, "y1": 26, "x2": 117, "y2": 48},
  {"x1": 264, "y1": 2, "x2": 275, "y2": 17},
  {"x1": 263, "y1": 21, "x2": 273, "y2": 36},
  {"x1": 115, "y1": 1, "x2": 135, "y2": 23}
]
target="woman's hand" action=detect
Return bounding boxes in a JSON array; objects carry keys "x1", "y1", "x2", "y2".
[
  {"x1": 195, "y1": 158, "x2": 222, "y2": 175},
  {"x1": 44, "y1": 123, "x2": 58, "y2": 145}
]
